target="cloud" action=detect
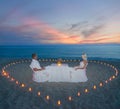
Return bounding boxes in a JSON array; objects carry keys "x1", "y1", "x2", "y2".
[
  {"x1": 68, "y1": 21, "x2": 88, "y2": 31},
  {"x1": 0, "y1": 17, "x2": 119, "y2": 45},
  {"x1": 0, "y1": 18, "x2": 82, "y2": 45},
  {"x1": 81, "y1": 24, "x2": 104, "y2": 38},
  {"x1": 78, "y1": 35, "x2": 120, "y2": 44},
  {"x1": 20, "y1": 18, "x2": 82, "y2": 44}
]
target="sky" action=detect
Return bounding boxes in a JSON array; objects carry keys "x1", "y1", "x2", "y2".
[{"x1": 0, "y1": 0, "x2": 120, "y2": 45}]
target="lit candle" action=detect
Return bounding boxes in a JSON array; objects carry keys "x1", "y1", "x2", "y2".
[
  {"x1": 46, "y1": 95, "x2": 50, "y2": 100},
  {"x1": 115, "y1": 71, "x2": 118, "y2": 76},
  {"x1": 7, "y1": 75, "x2": 10, "y2": 78},
  {"x1": 37, "y1": 91, "x2": 41, "y2": 96},
  {"x1": 93, "y1": 85, "x2": 96, "y2": 89},
  {"x1": 28, "y1": 87, "x2": 32, "y2": 92},
  {"x1": 58, "y1": 63, "x2": 61, "y2": 66},
  {"x1": 68, "y1": 96, "x2": 72, "y2": 101},
  {"x1": 57, "y1": 100, "x2": 61, "y2": 105},
  {"x1": 4, "y1": 72, "x2": 7, "y2": 76},
  {"x1": 11, "y1": 78, "x2": 14, "y2": 81},
  {"x1": 2, "y1": 69, "x2": 5, "y2": 73},
  {"x1": 21, "y1": 84, "x2": 25, "y2": 87},
  {"x1": 99, "y1": 83, "x2": 103, "y2": 87},
  {"x1": 85, "y1": 89, "x2": 88, "y2": 93},
  {"x1": 109, "y1": 78, "x2": 112, "y2": 81},
  {"x1": 16, "y1": 81, "x2": 19, "y2": 84},
  {"x1": 105, "y1": 80, "x2": 108, "y2": 83},
  {"x1": 112, "y1": 75, "x2": 115, "y2": 79},
  {"x1": 77, "y1": 92, "x2": 80, "y2": 96}
]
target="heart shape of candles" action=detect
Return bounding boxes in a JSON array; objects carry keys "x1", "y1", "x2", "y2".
[{"x1": 1, "y1": 59, "x2": 118, "y2": 106}]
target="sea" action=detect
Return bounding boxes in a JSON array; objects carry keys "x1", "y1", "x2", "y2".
[{"x1": 0, "y1": 44, "x2": 120, "y2": 61}]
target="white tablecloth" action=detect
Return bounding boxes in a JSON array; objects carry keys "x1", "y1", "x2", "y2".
[
  {"x1": 45, "y1": 64, "x2": 73, "y2": 82},
  {"x1": 32, "y1": 64, "x2": 88, "y2": 83}
]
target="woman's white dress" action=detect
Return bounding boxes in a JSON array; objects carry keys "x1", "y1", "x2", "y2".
[{"x1": 71, "y1": 61, "x2": 88, "y2": 82}]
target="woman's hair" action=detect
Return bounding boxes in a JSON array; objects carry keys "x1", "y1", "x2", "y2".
[{"x1": 82, "y1": 53, "x2": 87, "y2": 61}]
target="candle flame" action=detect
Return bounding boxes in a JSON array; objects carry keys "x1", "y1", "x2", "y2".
[
  {"x1": 46, "y1": 95, "x2": 50, "y2": 100},
  {"x1": 38, "y1": 91, "x2": 41, "y2": 96},
  {"x1": 57, "y1": 100, "x2": 61, "y2": 105},
  {"x1": 93, "y1": 85, "x2": 96, "y2": 89},
  {"x1": 68, "y1": 96, "x2": 72, "y2": 101}
]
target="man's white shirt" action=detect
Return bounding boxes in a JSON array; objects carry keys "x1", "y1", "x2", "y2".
[{"x1": 30, "y1": 59, "x2": 41, "y2": 72}]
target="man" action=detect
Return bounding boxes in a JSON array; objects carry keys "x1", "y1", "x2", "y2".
[
  {"x1": 30, "y1": 53, "x2": 45, "y2": 71},
  {"x1": 30, "y1": 53, "x2": 48, "y2": 82}
]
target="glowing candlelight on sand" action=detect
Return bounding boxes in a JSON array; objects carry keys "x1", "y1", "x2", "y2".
[
  {"x1": 2, "y1": 69, "x2": 5, "y2": 73},
  {"x1": 68, "y1": 96, "x2": 72, "y2": 101},
  {"x1": 99, "y1": 83, "x2": 103, "y2": 87},
  {"x1": 11, "y1": 77, "x2": 14, "y2": 81},
  {"x1": 109, "y1": 77, "x2": 112, "y2": 81},
  {"x1": 112, "y1": 75, "x2": 115, "y2": 79},
  {"x1": 46, "y1": 95, "x2": 50, "y2": 100},
  {"x1": 3, "y1": 72, "x2": 7, "y2": 76},
  {"x1": 105, "y1": 80, "x2": 108, "y2": 83},
  {"x1": 85, "y1": 89, "x2": 88, "y2": 93},
  {"x1": 16, "y1": 81, "x2": 19, "y2": 84},
  {"x1": 7, "y1": 75, "x2": 10, "y2": 78},
  {"x1": 21, "y1": 84, "x2": 25, "y2": 87},
  {"x1": 93, "y1": 85, "x2": 96, "y2": 89},
  {"x1": 37, "y1": 91, "x2": 41, "y2": 96},
  {"x1": 57, "y1": 58, "x2": 62, "y2": 66},
  {"x1": 28, "y1": 87, "x2": 32, "y2": 92},
  {"x1": 77, "y1": 92, "x2": 80, "y2": 96},
  {"x1": 115, "y1": 71, "x2": 118, "y2": 76},
  {"x1": 57, "y1": 63, "x2": 61, "y2": 66},
  {"x1": 57, "y1": 100, "x2": 61, "y2": 105}
]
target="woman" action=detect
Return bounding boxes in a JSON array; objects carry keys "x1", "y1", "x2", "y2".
[{"x1": 71, "y1": 53, "x2": 88, "y2": 82}]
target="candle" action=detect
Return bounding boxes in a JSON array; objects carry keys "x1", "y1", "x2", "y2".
[
  {"x1": 99, "y1": 83, "x2": 103, "y2": 87},
  {"x1": 57, "y1": 100, "x2": 61, "y2": 105},
  {"x1": 109, "y1": 78, "x2": 112, "y2": 81},
  {"x1": 28, "y1": 87, "x2": 32, "y2": 92},
  {"x1": 46, "y1": 95, "x2": 50, "y2": 100},
  {"x1": 93, "y1": 85, "x2": 96, "y2": 89},
  {"x1": 68, "y1": 96, "x2": 72, "y2": 101},
  {"x1": 21, "y1": 84, "x2": 25, "y2": 87},
  {"x1": 112, "y1": 75, "x2": 115, "y2": 79},
  {"x1": 11, "y1": 78, "x2": 14, "y2": 81},
  {"x1": 105, "y1": 80, "x2": 108, "y2": 83},
  {"x1": 85, "y1": 89, "x2": 88, "y2": 93},
  {"x1": 16, "y1": 81, "x2": 19, "y2": 84},
  {"x1": 7, "y1": 75, "x2": 10, "y2": 78},
  {"x1": 37, "y1": 91, "x2": 41, "y2": 96},
  {"x1": 77, "y1": 92, "x2": 80, "y2": 96}
]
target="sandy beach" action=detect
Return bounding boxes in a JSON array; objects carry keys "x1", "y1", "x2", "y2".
[{"x1": 0, "y1": 58, "x2": 120, "y2": 109}]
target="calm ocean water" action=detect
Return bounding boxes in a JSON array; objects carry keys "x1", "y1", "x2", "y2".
[{"x1": 0, "y1": 44, "x2": 120, "y2": 60}]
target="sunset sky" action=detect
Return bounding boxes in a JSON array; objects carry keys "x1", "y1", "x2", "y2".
[{"x1": 0, "y1": 0, "x2": 120, "y2": 45}]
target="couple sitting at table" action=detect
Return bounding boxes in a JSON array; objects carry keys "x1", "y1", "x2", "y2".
[{"x1": 30, "y1": 53, "x2": 88, "y2": 83}]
